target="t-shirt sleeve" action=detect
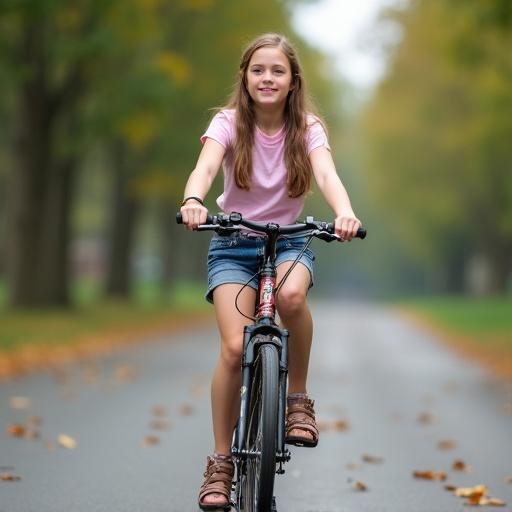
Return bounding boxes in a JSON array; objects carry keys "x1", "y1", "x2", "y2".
[
  {"x1": 306, "y1": 118, "x2": 331, "y2": 154},
  {"x1": 200, "y1": 110, "x2": 234, "y2": 148}
]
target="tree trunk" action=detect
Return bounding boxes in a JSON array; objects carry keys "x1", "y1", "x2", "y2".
[
  {"x1": 7, "y1": 22, "x2": 52, "y2": 307},
  {"x1": 105, "y1": 140, "x2": 140, "y2": 298},
  {"x1": 36, "y1": 155, "x2": 76, "y2": 305},
  {"x1": 484, "y1": 241, "x2": 512, "y2": 295}
]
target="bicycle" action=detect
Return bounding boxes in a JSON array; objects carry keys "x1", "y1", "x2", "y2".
[{"x1": 177, "y1": 211, "x2": 366, "y2": 512}]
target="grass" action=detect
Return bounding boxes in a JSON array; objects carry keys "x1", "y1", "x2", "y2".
[
  {"x1": 400, "y1": 297, "x2": 512, "y2": 344},
  {"x1": 0, "y1": 279, "x2": 211, "y2": 354},
  {"x1": 398, "y1": 296, "x2": 511, "y2": 347},
  {"x1": 396, "y1": 295, "x2": 512, "y2": 380}
]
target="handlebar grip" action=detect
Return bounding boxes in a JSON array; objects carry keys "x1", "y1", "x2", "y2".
[
  {"x1": 176, "y1": 212, "x2": 214, "y2": 225},
  {"x1": 325, "y1": 224, "x2": 366, "y2": 239}
]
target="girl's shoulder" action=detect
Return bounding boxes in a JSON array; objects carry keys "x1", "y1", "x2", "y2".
[
  {"x1": 212, "y1": 108, "x2": 236, "y2": 123},
  {"x1": 202, "y1": 108, "x2": 236, "y2": 147},
  {"x1": 305, "y1": 112, "x2": 325, "y2": 128}
]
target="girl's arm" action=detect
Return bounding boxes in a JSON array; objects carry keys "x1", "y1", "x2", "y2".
[
  {"x1": 310, "y1": 146, "x2": 362, "y2": 241},
  {"x1": 180, "y1": 138, "x2": 225, "y2": 230}
]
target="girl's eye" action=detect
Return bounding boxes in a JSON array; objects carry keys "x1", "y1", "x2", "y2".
[
  {"x1": 274, "y1": 69, "x2": 284, "y2": 74},
  {"x1": 252, "y1": 68, "x2": 262, "y2": 74}
]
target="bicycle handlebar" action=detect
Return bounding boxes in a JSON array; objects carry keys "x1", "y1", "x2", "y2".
[{"x1": 176, "y1": 211, "x2": 366, "y2": 241}]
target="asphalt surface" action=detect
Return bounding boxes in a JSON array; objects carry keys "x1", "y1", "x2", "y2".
[{"x1": 1, "y1": 301, "x2": 511, "y2": 512}]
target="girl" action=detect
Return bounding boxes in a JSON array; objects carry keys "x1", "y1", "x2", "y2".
[{"x1": 180, "y1": 33, "x2": 362, "y2": 510}]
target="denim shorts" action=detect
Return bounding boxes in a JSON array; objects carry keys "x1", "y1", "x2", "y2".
[{"x1": 206, "y1": 232, "x2": 315, "y2": 304}]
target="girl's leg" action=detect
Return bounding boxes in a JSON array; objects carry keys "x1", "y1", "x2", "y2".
[
  {"x1": 201, "y1": 283, "x2": 256, "y2": 506},
  {"x1": 276, "y1": 261, "x2": 314, "y2": 440}
]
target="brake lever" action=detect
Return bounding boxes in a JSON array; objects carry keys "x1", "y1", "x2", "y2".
[{"x1": 313, "y1": 230, "x2": 339, "y2": 243}]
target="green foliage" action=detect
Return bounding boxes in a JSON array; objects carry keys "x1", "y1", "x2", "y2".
[
  {"x1": 361, "y1": 0, "x2": 512, "y2": 293},
  {"x1": 399, "y1": 295, "x2": 512, "y2": 344},
  {"x1": 0, "y1": 0, "x2": 343, "y2": 307}
]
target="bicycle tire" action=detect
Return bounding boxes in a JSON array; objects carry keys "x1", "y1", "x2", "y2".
[{"x1": 243, "y1": 343, "x2": 279, "y2": 512}]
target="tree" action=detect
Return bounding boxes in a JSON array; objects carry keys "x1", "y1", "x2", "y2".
[{"x1": 361, "y1": 0, "x2": 512, "y2": 294}]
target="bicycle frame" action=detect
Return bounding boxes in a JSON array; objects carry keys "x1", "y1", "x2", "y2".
[
  {"x1": 231, "y1": 224, "x2": 291, "y2": 469},
  {"x1": 175, "y1": 210, "x2": 365, "y2": 508}
]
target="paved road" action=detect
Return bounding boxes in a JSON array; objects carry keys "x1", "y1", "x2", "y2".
[{"x1": 1, "y1": 301, "x2": 511, "y2": 512}]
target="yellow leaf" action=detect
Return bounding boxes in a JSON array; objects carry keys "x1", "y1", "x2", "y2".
[
  {"x1": 119, "y1": 112, "x2": 158, "y2": 150},
  {"x1": 154, "y1": 51, "x2": 191, "y2": 86},
  {"x1": 58, "y1": 434, "x2": 77, "y2": 449}
]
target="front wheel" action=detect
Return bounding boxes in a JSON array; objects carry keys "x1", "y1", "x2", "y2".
[{"x1": 243, "y1": 343, "x2": 279, "y2": 511}]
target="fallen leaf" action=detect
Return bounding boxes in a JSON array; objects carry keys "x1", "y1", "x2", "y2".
[
  {"x1": 333, "y1": 420, "x2": 349, "y2": 432},
  {"x1": 505, "y1": 476, "x2": 512, "y2": 484},
  {"x1": 417, "y1": 412, "x2": 436, "y2": 425},
  {"x1": 450, "y1": 484, "x2": 506, "y2": 507},
  {"x1": 7, "y1": 424, "x2": 26, "y2": 438},
  {"x1": 0, "y1": 473, "x2": 21, "y2": 482},
  {"x1": 58, "y1": 434, "x2": 77, "y2": 449},
  {"x1": 27, "y1": 415, "x2": 42, "y2": 427},
  {"x1": 452, "y1": 459, "x2": 471, "y2": 472},
  {"x1": 353, "y1": 481, "x2": 368, "y2": 491},
  {"x1": 413, "y1": 470, "x2": 447, "y2": 481},
  {"x1": 454, "y1": 485, "x2": 488, "y2": 498},
  {"x1": 151, "y1": 405, "x2": 167, "y2": 417},
  {"x1": 346, "y1": 462, "x2": 363, "y2": 470},
  {"x1": 362, "y1": 454, "x2": 384, "y2": 464},
  {"x1": 141, "y1": 435, "x2": 159, "y2": 447},
  {"x1": 437, "y1": 439, "x2": 456, "y2": 451},
  {"x1": 149, "y1": 419, "x2": 171, "y2": 431},
  {"x1": 179, "y1": 403, "x2": 194, "y2": 416},
  {"x1": 467, "y1": 485, "x2": 487, "y2": 505},
  {"x1": 9, "y1": 396, "x2": 31, "y2": 410},
  {"x1": 477, "y1": 497, "x2": 506, "y2": 507}
]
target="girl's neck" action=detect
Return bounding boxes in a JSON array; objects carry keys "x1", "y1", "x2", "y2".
[{"x1": 254, "y1": 107, "x2": 285, "y2": 135}]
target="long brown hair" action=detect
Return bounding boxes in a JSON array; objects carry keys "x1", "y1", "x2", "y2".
[{"x1": 223, "y1": 33, "x2": 323, "y2": 198}]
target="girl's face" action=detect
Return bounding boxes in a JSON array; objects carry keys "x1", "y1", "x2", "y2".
[{"x1": 245, "y1": 46, "x2": 293, "y2": 111}]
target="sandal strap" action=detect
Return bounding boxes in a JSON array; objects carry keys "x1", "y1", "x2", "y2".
[
  {"x1": 198, "y1": 456, "x2": 234, "y2": 504},
  {"x1": 286, "y1": 398, "x2": 319, "y2": 440}
]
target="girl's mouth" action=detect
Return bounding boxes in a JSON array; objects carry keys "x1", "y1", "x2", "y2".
[{"x1": 259, "y1": 88, "x2": 276, "y2": 93}]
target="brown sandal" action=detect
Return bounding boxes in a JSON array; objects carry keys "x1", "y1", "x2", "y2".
[
  {"x1": 285, "y1": 396, "x2": 319, "y2": 448},
  {"x1": 198, "y1": 455, "x2": 234, "y2": 511}
]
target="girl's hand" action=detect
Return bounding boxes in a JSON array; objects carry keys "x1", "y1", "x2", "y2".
[
  {"x1": 180, "y1": 201, "x2": 208, "y2": 231},
  {"x1": 334, "y1": 212, "x2": 362, "y2": 241}
]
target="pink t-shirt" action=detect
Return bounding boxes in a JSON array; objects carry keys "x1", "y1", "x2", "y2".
[{"x1": 201, "y1": 109, "x2": 330, "y2": 225}]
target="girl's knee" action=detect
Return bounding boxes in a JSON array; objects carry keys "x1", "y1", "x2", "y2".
[
  {"x1": 277, "y1": 287, "x2": 307, "y2": 318},
  {"x1": 220, "y1": 337, "x2": 243, "y2": 371}
]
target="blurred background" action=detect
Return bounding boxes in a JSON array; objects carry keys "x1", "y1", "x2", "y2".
[{"x1": 0, "y1": 0, "x2": 510, "y2": 363}]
